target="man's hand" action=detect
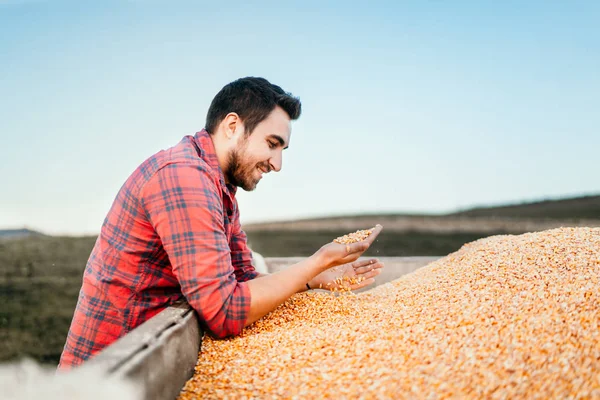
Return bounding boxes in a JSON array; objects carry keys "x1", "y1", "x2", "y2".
[
  {"x1": 308, "y1": 258, "x2": 384, "y2": 291},
  {"x1": 313, "y1": 224, "x2": 383, "y2": 272},
  {"x1": 245, "y1": 225, "x2": 383, "y2": 327}
]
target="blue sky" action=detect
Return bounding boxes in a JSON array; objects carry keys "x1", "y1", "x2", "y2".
[{"x1": 1, "y1": 0, "x2": 598, "y2": 235}]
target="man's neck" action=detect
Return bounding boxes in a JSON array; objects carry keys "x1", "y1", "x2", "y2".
[{"x1": 209, "y1": 131, "x2": 230, "y2": 184}]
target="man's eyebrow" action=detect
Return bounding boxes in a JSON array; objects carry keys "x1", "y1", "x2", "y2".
[{"x1": 268, "y1": 134, "x2": 288, "y2": 149}]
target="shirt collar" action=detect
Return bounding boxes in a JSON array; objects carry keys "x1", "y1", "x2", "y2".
[{"x1": 193, "y1": 129, "x2": 237, "y2": 196}]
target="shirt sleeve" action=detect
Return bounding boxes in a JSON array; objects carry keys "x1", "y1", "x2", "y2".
[
  {"x1": 140, "y1": 162, "x2": 251, "y2": 339},
  {"x1": 230, "y1": 199, "x2": 260, "y2": 282}
]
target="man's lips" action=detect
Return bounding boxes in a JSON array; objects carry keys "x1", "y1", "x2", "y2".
[
  {"x1": 256, "y1": 167, "x2": 266, "y2": 180},
  {"x1": 257, "y1": 164, "x2": 270, "y2": 174}
]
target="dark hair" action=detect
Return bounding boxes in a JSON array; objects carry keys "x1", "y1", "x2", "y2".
[{"x1": 205, "y1": 77, "x2": 301, "y2": 136}]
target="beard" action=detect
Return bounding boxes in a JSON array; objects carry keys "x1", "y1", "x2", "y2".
[{"x1": 225, "y1": 146, "x2": 269, "y2": 191}]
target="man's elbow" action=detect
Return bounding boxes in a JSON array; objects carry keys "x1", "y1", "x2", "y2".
[
  {"x1": 196, "y1": 299, "x2": 250, "y2": 339},
  {"x1": 208, "y1": 327, "x2": 237, "y2": 340},
  {"x1": 202, "y1": 316, "x2": 245, "y2": 339},
  {"x1": 188, "y1": 281, "x2": 252, "y2": 339}
]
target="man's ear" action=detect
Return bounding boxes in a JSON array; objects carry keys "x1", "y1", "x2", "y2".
[{"x1": 224, "y1": 113, "x2": 240, "y2": 139}]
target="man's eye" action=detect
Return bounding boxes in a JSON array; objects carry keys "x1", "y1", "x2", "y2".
[{"x1": 268, "y1": 141, "x2": 277, "y2": 149}]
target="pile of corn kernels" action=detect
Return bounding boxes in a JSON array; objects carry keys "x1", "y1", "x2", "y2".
[{"x1": 178, "y1": 227, "x2": 600, "y2": 399}]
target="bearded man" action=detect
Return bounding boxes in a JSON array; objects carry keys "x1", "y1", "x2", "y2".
[{"x1": 59, "y1": 77, "x2": 383, "y2": 369}]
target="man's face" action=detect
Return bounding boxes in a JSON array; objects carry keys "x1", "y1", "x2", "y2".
[{"x1": 226, "y1": 106, "x2": 291, "y2": 191}]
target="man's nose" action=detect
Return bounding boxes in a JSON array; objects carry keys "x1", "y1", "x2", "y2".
[{"x1": 269, "y1": 152, "x2": 282, "y2": 172}]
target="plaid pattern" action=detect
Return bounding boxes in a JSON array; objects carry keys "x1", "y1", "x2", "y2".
[{"x1": 58, "y1": 130, "x2": 259, "y2": 370}]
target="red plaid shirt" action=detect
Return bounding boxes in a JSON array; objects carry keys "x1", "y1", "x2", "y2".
[{"x1": 58, "y1": 130, "x2": 259, "y2": 370}]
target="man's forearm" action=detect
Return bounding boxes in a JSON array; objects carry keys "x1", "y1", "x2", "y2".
[
  {"x1": 245, "y1": 255, "x2": 321, "y2": 326},
  {"x1": 255, "y1": 272, "x2": 310, "y2": 293}
]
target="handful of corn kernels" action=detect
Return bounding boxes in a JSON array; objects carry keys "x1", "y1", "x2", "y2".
[
  {"x1": 326, "y1": 275, "x2": 367, "y2": 293},
  {"x1": 333, "y1": 229, "x2": 373, "y2": 244}
]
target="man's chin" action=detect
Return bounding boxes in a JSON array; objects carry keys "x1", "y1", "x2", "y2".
[{"x1": 240, "y1": 180, "x2": 259, "y2": 192}]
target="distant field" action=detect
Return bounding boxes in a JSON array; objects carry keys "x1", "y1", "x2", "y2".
[
  {"x1": 0, "y1": 236, "x2": 96, "y2": 365},
  {"x1": 1, "y1": 278, "x2": 82, "y2": 364},
  {"x1": 241, "y1": 195, "x2": 600, "y2": 234},
  {"x1": 449, "y1": 194, "x2": 600, "y2": 220}
]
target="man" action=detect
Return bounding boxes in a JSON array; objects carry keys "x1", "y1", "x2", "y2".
[{"x1": 58, "y1": 77, "x2": 383, "y2": 370}]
